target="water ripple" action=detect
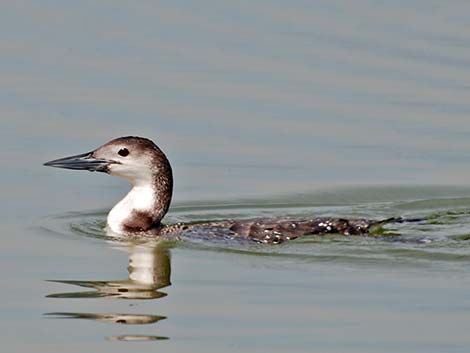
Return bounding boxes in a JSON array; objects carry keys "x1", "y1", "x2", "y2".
[{"x1": 39, "y1": 194, "x2": 470, "y2": 267}]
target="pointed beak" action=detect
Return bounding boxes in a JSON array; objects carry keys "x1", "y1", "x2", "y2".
[{"x1": 44, "y1": 151, "x2": 115, "y2": 172}]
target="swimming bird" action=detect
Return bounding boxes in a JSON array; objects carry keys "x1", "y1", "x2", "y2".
[{"x1": 44, "y1": 136, "x2": 405, "y2": 243}]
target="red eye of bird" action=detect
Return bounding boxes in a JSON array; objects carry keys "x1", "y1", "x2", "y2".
[{"x1": 118, "y1": 148, "x2": 129, "y2": 157}]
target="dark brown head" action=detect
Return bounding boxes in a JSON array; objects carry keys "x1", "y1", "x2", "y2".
[{"x1": 44, "y1": 136, "x2": 173, "y2": 187}]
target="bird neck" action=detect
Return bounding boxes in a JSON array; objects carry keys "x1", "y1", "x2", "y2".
[{"x1": 107, "y1": 160, "x2": 173, "y2": 235}]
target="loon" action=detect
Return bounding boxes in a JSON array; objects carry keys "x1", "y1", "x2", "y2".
[{"x1": 44, "y1": 136, "x2": 404, "y2": 244}]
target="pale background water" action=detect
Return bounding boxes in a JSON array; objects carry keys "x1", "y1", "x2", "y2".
[{"x1": 2, "y1": 1, "x2": 470, "y2": 352}]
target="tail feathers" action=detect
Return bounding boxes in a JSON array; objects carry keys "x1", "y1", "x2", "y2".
[
  {"x1": 367, "y1": 216, "x2": 426, "y2": 237},
  {"x1": 376, "y1": 216, "x2": 426, "y2": 225}
]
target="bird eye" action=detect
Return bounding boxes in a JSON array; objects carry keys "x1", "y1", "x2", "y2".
[{"x1": 118, "y1": 148, "x2": 129, "y2": 157}]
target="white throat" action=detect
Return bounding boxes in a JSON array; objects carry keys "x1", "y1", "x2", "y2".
[{"x1": 107, "y1": 185, "x2": 156, "y2": 234}]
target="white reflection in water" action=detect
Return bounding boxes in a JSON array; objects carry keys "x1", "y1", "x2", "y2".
[{"x1": 45, "y1": 240, "x2": 172, "y2": 340}]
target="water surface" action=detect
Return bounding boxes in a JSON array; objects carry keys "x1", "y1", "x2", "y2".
[{"x1": 2, "y1": 1, "x2": 470, "y2": 352}]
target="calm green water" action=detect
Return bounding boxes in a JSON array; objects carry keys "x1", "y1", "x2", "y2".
[{"x1": 2, "y1": 1, "x2": 470, "y2": 352}]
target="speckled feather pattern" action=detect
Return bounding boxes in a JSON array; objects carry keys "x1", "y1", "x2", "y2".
[{"x1": 124, "y1": 217, "x2": 377, "y2": 244}]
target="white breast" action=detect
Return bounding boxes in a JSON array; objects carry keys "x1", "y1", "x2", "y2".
[{"x1": 107, "y1": 186, "x2": 156, "y2": 234}]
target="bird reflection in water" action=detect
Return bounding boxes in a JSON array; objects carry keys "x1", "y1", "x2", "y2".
[{"x1": 44, "y1": 240, "x2": 172, "y2": 341}]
